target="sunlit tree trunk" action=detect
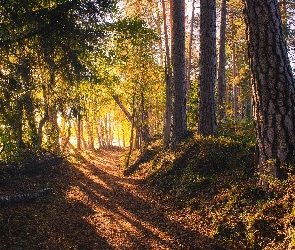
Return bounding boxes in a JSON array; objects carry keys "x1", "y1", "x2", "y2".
[
  {"x1": 46, "y1": 71, "x2": 60, "y2": 152},
  {"x1": 76, "y1": 117, "x2": 82, "y2": 150},
  {"x1": 86, "y1": 121, "x2": 94, "y2": 150},
  {"x1": 244, "y1": 0, "x2": 295, "y2": 189},
  {"x1": 47, "y1": 106, "x2": 60, "y2": 152},
  {"x1": 61, "y1": 118, "x2": 71, "y2": 151},
  {"x1": 112, "y1": 94, "x2": 141, "y2": 137},
  {"x1": 122, "y1": 127, "x2": 126, "y2": 148},
  {"x1": 161, "y1": 0, "x2": 173, "y2": 148},
  {"x1": 186, "y1": 0, "x2": 195, "y2": 127},
  {"x1": 171, "y1": 0, "x2": 187, "y2": 144},
  {"x1": 198, "y1": 0, "x2": 217, "y2": 136},
  {"x1": 140, "y1": 91, "x2": 150, "y2": 148},
  {"x1": 217, "y1": 0, "x2": 227, "y2": 122},
  {"x1": 232, "y1": 42, "x2": 239, "y2": 123}
]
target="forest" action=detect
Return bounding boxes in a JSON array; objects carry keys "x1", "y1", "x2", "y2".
[{"x1": 1, "y1": 0, "x2": 295, "y2": 249}]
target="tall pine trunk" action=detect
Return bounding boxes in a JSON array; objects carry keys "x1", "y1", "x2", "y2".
[
  {"x1": 244, "y1": 0, "x2": 295, "y2": 189},
  {"x1": 171, "y1": 0, "x2": 187, "y2": 144},
  {"x1": 217, "y1": 0, "x2": 227, "y2": 122},
  {"x1": 198, "y1": 0, "x2": 217, "y2": 136},
  {"x1": 161, "y1": 0, "x2": 173, "y2": 148}
]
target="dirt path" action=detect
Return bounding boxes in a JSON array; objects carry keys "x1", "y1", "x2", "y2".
[
  {"x1": 66, "y1": 149, "x2": 206, "y2": 249},
  {"x1": 0, "y1": 149, "x2": 208, "y2": 250}
]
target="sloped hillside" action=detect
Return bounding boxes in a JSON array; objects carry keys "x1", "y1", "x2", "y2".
[{"x1": 125, "y1": 122, "x2": 295, "y2": 249}]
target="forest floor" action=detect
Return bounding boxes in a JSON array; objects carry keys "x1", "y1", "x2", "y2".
[{"x1": 0, "y1": 148, "x2": 218, "y2": 250}]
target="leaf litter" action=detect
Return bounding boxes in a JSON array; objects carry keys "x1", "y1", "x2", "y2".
[{"x1": 0, "y1": 148, "x2": 209, "y2": 250}]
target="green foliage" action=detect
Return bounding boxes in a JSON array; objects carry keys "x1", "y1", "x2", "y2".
[{"x1": 0, "y1": 126, "x2": 20, "y2": 164}]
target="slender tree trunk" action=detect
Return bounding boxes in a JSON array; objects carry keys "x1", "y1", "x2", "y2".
[
  {"x1": 112, "y1": 94, "x2": 141, "y2": 134},
  {"x1": 140, "y1": 91, "x2": 150, "y2": 148},
  {"x1": 100, "y1": 119, "x2": 107, "y2": 149},
  {"x1": 76, "y1": 118, "x2": 81, "y2": 150},
  {"x1": 104, "y1": 115, "x2": 109, "y2": 149},
  {"x1": 244, "y1": 0, "x2": 295, "y2": 189},
  {"x1": 48, "y1": 106, "x2": 60, "y2": 151},
  {"x1": 61, "y1": 119, "x2": 71, "y2": 151},
  {"x1": 14, "y1": 98, "x2": 25, "y2": 149},
  {"x1": 86, "y1": 121, "x2": 94, "y2": 150},
  {"x1": 171, "y1": 0, "x2": 187, "y2": 144},
  {"x1": 80, "y1": 120, "x2": 87, "y2": 150},
  {"x1": 186, "y1": 0, "x2": 196, "y2": 127},
  {"x1": 122, "y1": 127, "x2": 126, "y2": 148},
  {"x1": 161, "y1": 0, "x2": 173, "y2": 148},
  {"x1": 198, "y1": 0, "x2": 217, "y2": 136},
  {"x1": 232, "y1": 42, "x2": 239, "y2": 123},
  {"x1": 217, "y1": 0, "x2": 227, "y2": 122},
  {"x1": 186, "y1": 0, "x2": 195, "y2": 123},
  {"x1": 95, "y1": 126, "x2": 101, "y2": 149},
  {"x1": 125, "y1": 95, "x2": 136, "y2": 167},
  {"x1": 24, "y1": 98, "x2": 37, "y2": 146},
  {"x1": 37, "y1": 103, "x2": 48, "y2": 147}
]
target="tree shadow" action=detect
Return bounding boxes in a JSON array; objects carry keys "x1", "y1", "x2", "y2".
[
  {"x1": 0, "y1": 163, "x2": 113, "y2": 249},
  {"x1": 0, "y1": 149, "x2": 221, "y2": 249},
  {"x1": 69, "y1": 150, "x2": 216, "y2": 249}
]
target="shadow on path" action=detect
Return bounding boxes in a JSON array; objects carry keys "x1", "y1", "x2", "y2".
[
  {"x1": 0, "y1": 148, "x2": 218, "y2": 250},
  {"x1": 67, "y1": 149, "x2": 212, "y2": 249}
]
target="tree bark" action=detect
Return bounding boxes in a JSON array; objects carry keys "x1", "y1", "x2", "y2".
[
  {"x1": 217, "y1": 0, "x2": 227, "y2": 122},
  {"x1": 232, "y1": 42, "x2": 239, "y2": 123},
  {"x1": 161, "y1": 0, "x2": 173, "y2": 148},
  {"x1": 171, "y1": 0, "x2": 187, "y2": 144},
  {"x1": 244, "y1": 0, "x2": 295, "y2": 188},
  {"x1": 37, "y1": 104, "x2": 48, "y2": 147},
  {"x1": 198, "y1": 0, "x2": 217, "y2": 136},
  {"x1": 86, "y1": 121, "x2": 94, "y2": 150},
  {"x1": 186, "y1": 0, "x2": 196, "y2": 126},
  {"x1": 140, "y1": 91, "x2": 150, "y2": 148}
]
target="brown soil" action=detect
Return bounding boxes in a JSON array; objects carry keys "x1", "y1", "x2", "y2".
[{"x1": 0, "y1": 149, "x2": 210, "y2": 250}]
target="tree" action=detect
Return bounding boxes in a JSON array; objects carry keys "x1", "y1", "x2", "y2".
[
  {"x1": 186, "y1": 0, "x2": 196, "y2": 127},
  {"x1": 198, "y1": 0, "x2": 217, "y2": 136},
  {"x1": 244, "y1": 0, "x2": 295, "y2": 189},
  {"x1": 0, "y1": 0, "x2": 116, "y2": 158},
  {"x1": 171, "y1": 0, "x2": 187, "y2": 144},
  {"x1": 217, "y1": 0, "x2": 227, "y2": 122},
  {"x1": 161, "y1": 0, "x2": 173, "y2": 148},
  {"x1": 226, "y1": 0, "x2": 252, "y2": 120}
]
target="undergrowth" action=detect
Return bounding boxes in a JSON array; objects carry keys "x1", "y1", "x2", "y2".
[{"x1": 128, "y1": 120, "x2": 295, "y2": 249}]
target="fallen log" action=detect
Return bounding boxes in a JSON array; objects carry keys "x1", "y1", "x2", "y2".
[{"x1": 0, "y1": 188, "x2": 53, "y2": 204}]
